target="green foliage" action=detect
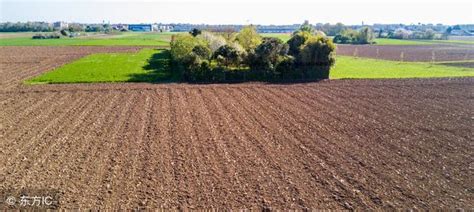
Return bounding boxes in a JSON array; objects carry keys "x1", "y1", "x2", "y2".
[
  {"x1": 60, "y1": 29, "x2": 69, "y2": 36},
  {"x1": 32, "y1": 33, "x2": 61, "y2": 39},
  {"x1": 0, "y1": 22, "x2": 53, "y2": 32},
  {"x1": 192, "y1": 44, "x2": 211, "y2": 60},
  {"x1": 299, "y1": 20, "x2": 314, "y2": 33},
  {"x1": 213, "y1": 45, "x2": 241, "y2": 67},
  {"x1": 357, "y1": 27, "x2": 375, "y2": 44},
  {"x1": 333, "y1": 27, "x2": 375, "y2": 44},
  {"x1": 287, "y1": 31, "x2": 312, "y2": 56},
  {"x1": 235, "y1": 25, "x2": 262, "y2": 51},
  {"x1": 170, "y1": 34, "x2": 206, "y2": 60},
  {"x1": 249, "y1": 37, "x2": 289, "y2": 72},
  {"x1": 189, "y1": 28, "x2": 202, "y2": 37},
  {"x1": 170, "y1": 29, "x2": 336, "y2": 82},
  {"x1": 197, "y1": 31, "x2": 227, "y2": 53},
  {"x1": 300, "y1": 36, "x2": 336, "y2": 66},
  {"x1": 317, "y1": 23, "x2": 347, "y2": 36}
]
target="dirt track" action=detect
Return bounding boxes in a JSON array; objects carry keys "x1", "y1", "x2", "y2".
[{"x1": 1, "y1": 47, "x2": 473, "y2": 209}]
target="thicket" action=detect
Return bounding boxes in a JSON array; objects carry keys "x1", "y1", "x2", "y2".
[
  {"x1": 333, "y1": 27, "x2": 375, "y2": 44},
  {"x1": 170, "y1": 23, "x2": 336, "y2": 83}
]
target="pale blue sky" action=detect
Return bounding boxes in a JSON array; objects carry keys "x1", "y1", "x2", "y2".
[{"x1": 1, "y1": 0, "x2": 473, "y2": 25}]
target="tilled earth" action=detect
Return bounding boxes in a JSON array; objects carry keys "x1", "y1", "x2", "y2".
[
  {"x1": 337, "y1": 44, "x2": 474, "y2": 62},
  {"x1": 0, "y1": 47, "x2": 473, "y2": 210}
]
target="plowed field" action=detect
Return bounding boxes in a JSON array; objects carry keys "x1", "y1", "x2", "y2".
[
  {"x1": 1, "y1": 47, "x2": 473, "y2": 210},
  {"x1": 337, "y1": 44, "x2": 474, "y2": 62}
]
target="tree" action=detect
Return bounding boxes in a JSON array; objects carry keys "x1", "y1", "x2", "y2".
[
  {"x1": 235, "y1": 25, "x2": 262, "y2": 52},
  {"x1": 189, "y1": 28, "x2": 202, "y2": 37},
  {"x1": 213, "y1": 45, "x2": 240, "y2": 67},
  {"x1": 357, "y1": 27, "x2": 375, "y2": 44},
  {"x1": 249, "y1": 37, "x2": 289, "y2": 72},
  {"x1": 197, "y1": 31, "x2": 227, "y2": 53},
  {"x1": 299, "y1": 20, "x2": 314, "y2": 33},
  {"x1": 300, "y1": 36, "x2": 336, "y2": 66},
  {"x1": 192, "y1": 44, "x2": 211, "y2": 60},
  {"x1": 287, "y1": 31, "x2": 312, "y2": 56},
  {"x1": 170, "y1": 34, "x2": 206, "y2": 60}
]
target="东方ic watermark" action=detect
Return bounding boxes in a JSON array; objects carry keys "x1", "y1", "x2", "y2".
[{"x1": 1, "y1": 189, "x2": 60, "y2": 208}]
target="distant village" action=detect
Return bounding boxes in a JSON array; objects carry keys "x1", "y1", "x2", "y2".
[{"x1": 1, "y1": 21, "x2": 473, "y2": 39}]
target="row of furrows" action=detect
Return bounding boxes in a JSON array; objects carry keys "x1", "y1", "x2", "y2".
[{"x1": 1, "y1": 83, "x2": 472, "y2": 209}]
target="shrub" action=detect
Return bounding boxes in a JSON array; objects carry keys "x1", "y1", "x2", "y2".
[
  {"x1": 235, "y1": 25, "x2": 262, "y2": 51},
  {"x1": 300, "y1": 36, "x2": 336, "y2": 66},
  {"x1": 60, "y1": 29, "x2": 69, "y2": 36},
  {"x1": 333, "y1": 27, "x2": 374, "y2": 44},
  {"x1": 192, "y1": 44, "x2": 211, "y2": 60},
  {"x1": 189, "y1": 28, "x2": 202, "y2": 37},
  {"x1": 213, "y1": 45, "x2": 241, "y2": 67},
  {"x1": 197, "y1": 31, "x2": 227, "y2": 53},
  {"x1": 287, "y1": 31, "x2": 312, "y2": 56},
  {"x1": 32, "y1": 33, "x2": 60, "y2": 39},
  {"x1": 249, "y1": 37, "x2": 289, "y2": 73},
  {"x1": 170, "y1": 34, "x2": 206, "y2": 60},
  {"x1": 357, "y1": 27, "x2": 375, "y2": 44}
]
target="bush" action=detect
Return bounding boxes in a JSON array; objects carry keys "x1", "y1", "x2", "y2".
[
  {"x1": 248, "y1": 37, "x2": 288, "y2": 72},
  {"x1": 60, "y1": 29, "x2": 70, "y2": 36},
  {"x1": 300, "y1": 36, "x2": 336, "y2": 66},
  {"x1": 189, "y1": 28, "x2": 202, "y2": 37},
  {"x1": 192, "y1": 44, "x2": 211, "y2": 60},
  {"x1": 213, "y1": 45, "x2": 241, "y2": 67},
  {"x1": 287, "y1": 31, "x2": 312, "y2": 56},
  {"x1": 197, "y1": 31, "x2": 227, "y2": 53},
  {"x1": 235, "y1": 25, "x2": 262, "y2": 51},
  {"x1": 170, "y1": 28, "x2": 336, "y2": 82},
  {"x1": 32, "y1": 33, "x2": 60, "y2": 39},
  {"x1": 170, "y1": 34, "x2": 206, "y2": 60},
  {"x1": 333, "y1": 27, "x2": 374, "y2": 44}
]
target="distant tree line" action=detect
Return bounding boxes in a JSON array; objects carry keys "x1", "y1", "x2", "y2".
[
  {"x1": 0, "y1": 22, "x2": 54, "y2": 32},
  {"x1": 170, "y1": 22, "x2": 335, "y2": 83},
  {"x1": 333, "y1": 27, "x2": 375, "y2": 44}
]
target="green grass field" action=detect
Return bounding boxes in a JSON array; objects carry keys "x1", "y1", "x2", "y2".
[
  {"x1": 26, "y1": 48, "x2": 474, "y2": 84},
  {"x1": 0, "y1": 32, "x2": 172, "y2": 46},
  {"x1": 26, "y1": 49, "x2": 178, "y2": 84},
  {"x1": 331, "y1": 56, "x2": 474, "y2": 79}
]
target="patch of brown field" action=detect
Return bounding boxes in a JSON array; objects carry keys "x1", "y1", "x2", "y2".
[
  {"x1": 336, "y1": 44, "x2": 474, "y2": 62},
  {"x1": 0, "y1": 46, "x2": 473, "y2": 210}
]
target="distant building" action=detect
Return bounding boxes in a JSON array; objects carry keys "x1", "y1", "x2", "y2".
[
  {"x1": 128, "y1": 24, "x2": 153, "y2": 32},
  {"x1": 158, "y1": 25, "x2": 173, "y2": 32},
  {"x1": 53, "y1": 21, "x2": 68, "y2": 29}
]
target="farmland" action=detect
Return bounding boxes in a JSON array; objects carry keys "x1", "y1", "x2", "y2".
[
  {"x1": 25, "y1": 48, "x2": 474, "y2": 84},
  {"x1": 1, "y1": 46, "x2": 473, "y2": 209},
  {"x1": 0, "y1": 32, "x2": 172, "y2": 46}
]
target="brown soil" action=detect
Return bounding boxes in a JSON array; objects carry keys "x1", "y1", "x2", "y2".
[
  {"x1": 0, "y1": 47, "x2": 473, "y2": 210},
  {"x1": 336, "y1": 44, "x2": 474, "y2": 62}
]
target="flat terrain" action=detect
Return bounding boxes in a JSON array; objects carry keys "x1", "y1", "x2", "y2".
[
  {"x1": 26, "y1": 49, "x2": 176, "y2": 84},
  {"x1": 1, "y1": 47, "x2": 473, "y2": 210},
  {"x1": 331, "y1": 56, "x2": 474, "y2": 79},
  {"x1": 0, "y1": 32, "x2": 172, "y2": 46},
  {"x1": 337, "y1": 44, "x2": 474, "y2": 62}
]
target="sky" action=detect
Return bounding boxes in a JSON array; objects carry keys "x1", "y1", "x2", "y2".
[{"x1": 0, "y1": 0, "x2": 473, "y2": 25}]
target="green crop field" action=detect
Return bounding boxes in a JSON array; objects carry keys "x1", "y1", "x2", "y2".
[
  {"x1": 261, "y1": 33, "x2": 292, "y2": 42},
  {"x1": 0, "y1": 32, "x2": 172, "y2": 46},
  {"x1": 331, "y1": 56, "x2": 474, "y2": 79},
  {"x1": 26, "y1": 48, "x2": 474, "y2": 84},
  {"x1": 26, "y1": 49, "x2": 178, "y2": 84}
]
